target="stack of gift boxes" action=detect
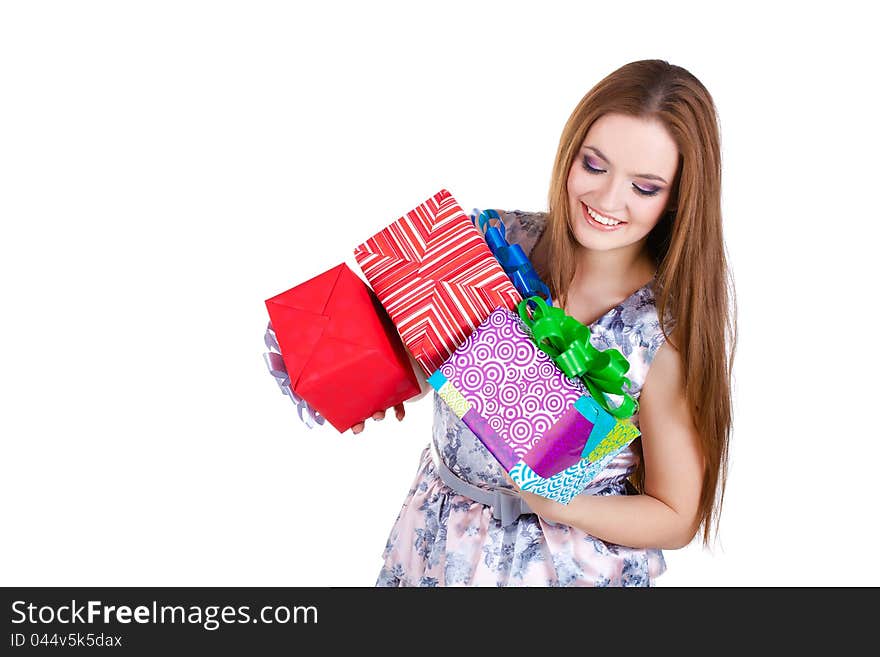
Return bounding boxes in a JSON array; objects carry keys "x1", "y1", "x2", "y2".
[{"x1": 263, "y1": 189, "x2": 640, "y2": 505}]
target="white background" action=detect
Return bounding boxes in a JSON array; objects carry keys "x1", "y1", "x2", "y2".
[{"x1": 1, "y1": 1, "x2": 877, "y2": 587}]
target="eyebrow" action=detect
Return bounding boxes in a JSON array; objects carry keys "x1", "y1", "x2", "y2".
[{"x1": 584, "y1": 146, "x2": 668, "y2": 184}]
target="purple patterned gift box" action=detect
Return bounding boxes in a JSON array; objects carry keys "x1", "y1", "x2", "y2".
[{"x1": 427, "y1": 307, "x2": 641, "y2": 504}]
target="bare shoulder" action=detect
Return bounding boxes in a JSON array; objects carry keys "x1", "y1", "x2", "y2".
[
  {"x1": 641, "y1": 339, "x2": 685, "y2": 405},
  {"x1": 637, "y1": 338, "x2": 704, "y2": 544}
]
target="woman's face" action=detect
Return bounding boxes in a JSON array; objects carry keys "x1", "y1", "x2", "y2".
[{"x1": 567, "y1": 112, "x2": 680, "y2": 255}]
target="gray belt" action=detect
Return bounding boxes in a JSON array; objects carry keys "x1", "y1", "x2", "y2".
[{"x1": 430, "y1": 444, "x2": 534, "y2": 527}]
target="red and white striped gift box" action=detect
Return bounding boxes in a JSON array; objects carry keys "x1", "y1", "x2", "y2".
[{"x1": 354, "y1": 189, "x2": 521, "y2": 375}]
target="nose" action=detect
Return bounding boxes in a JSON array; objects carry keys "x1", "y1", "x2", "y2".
[{"x1": 593, "y1": 175, "x2": 626, "y2": 215}]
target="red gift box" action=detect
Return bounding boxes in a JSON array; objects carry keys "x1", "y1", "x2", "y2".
[
  {"x1": 265, "y1": 262, "x2": 422, "y2": 433},
  {"x1": 353, "y1": 189, "x2": 521, "y2": 374}
]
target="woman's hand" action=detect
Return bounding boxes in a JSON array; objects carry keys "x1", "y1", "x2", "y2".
[
  {"x1": 350, "y1": 403, "x2": 406, "y2": 434},
  {"x1": 501, "y1": 470, "x2": 567, "y2": 524}
]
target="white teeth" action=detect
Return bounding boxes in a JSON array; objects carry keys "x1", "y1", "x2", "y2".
[{"x1": 586, "y1": 206, "x2": 621, "y2": 226}]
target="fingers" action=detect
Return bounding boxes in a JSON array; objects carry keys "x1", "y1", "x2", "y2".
[
  {"x1": 351, "y1": 404, "x2": 405, "y2": 434},
  {"x1": 502, "y1": 470, "x2": 521, "y2": 492}
]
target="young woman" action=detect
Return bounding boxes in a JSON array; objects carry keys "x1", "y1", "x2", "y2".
[{"x1": 360, "y1": 59, "x2": 735, "y2": 586}]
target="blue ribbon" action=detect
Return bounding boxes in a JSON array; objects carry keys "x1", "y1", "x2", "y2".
[{"x1": 470, "y1": 208, "x2": 553, "y2": 305}]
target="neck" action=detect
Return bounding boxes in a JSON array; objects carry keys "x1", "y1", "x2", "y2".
[{"x1": 571, "y1": 240, "x2": 656, "y2": 299}]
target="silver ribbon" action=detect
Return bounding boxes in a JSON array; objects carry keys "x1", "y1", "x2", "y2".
[
  {"x1": 263, "y1": 322, "x2": 326, "y2": 429},
  {"x1": 432, "y1": 442, "x2": 534, "y2": 527}
]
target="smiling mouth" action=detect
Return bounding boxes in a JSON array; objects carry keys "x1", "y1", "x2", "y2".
[{"x1": 581, "y1": 202, "x2": 626, "y2": 230}]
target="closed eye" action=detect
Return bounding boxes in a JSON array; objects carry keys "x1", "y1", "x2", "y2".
[{"x1": 582, "y1": 155, "x2": 661, "y2": 197}]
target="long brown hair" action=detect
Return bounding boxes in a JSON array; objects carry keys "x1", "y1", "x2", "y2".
[{"x1": 532, "y1": 59, "x2": 737, "y2": 547}]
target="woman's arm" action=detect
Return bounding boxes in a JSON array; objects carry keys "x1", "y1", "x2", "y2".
[
  {"x1": 405, "y1": 351, "x2": 432, "y2": 402},
  {"x1": 512, "y1": 340, "x2": 705, "y2": 549},
  {"x1": 350, "y1": 352, "x2": 431, "y2": 433}
]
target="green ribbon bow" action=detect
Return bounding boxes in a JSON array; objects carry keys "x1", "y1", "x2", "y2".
[{"x1": 517, "y1": 296, "x2": 638, "y2": 419}]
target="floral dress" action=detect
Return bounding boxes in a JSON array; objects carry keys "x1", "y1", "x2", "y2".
[{"x1": 375, "y1": 210, "x2": 669, "y2": 587}]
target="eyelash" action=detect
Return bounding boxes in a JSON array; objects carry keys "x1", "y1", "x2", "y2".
[{"x1": 582, "y1": 156, "x2": 661, "y2": 197}]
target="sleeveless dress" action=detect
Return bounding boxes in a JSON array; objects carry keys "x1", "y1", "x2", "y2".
[{"x1": 375, "y1": 210, "x2": 669, "y2": 587}]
